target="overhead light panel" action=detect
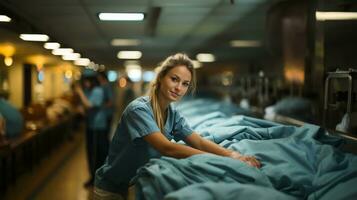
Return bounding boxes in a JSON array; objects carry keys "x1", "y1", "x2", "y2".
[
  {"x1": 75, "y1": 58, "x2": 90, "y2": 66},
  {"x1": 230, "y1": 40, "x2": 261, "y2": 47},
  {"x1": 20, "y1": 34, "x2": 49, "y2": 42},
  {"x1": 4, "y1": 56, "x2": 13, "y2": 66},
  {"x1": 99, "y1": 13, "x2": 144, "y2": 21},
  {"x1": 44, "y1": 42, "x2": 60, "y2": 50},
  {"x1": 0, "y1": 15, "x2": 11, "y2": 22},
  {"x1": 62, "y1": 53, "x2": 81, "y2": 61},
  {"x1": 52, "y1": 48, "x2": 73, "y2": 56},
  {"x1": 111, "y1": 39, "x2": 141, "y2": 46},
  {"x1": 117, "y1": 51, "x2": 142, "y2": 59},
  {"x1": 196, "y1": 53, "x2": 215, "y2": 63},
  {"x1": 316, "y1": 11, "x2": 357, "y2": 21}
]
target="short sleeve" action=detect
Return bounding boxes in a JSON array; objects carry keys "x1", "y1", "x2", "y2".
[
  {"x1": 125, "y1": 107, "x2": 161, "y2": 142},
  {"x1": 173, "y1": 110, "x2": 194, "y2": 142}
]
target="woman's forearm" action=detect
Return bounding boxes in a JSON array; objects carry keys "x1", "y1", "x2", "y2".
[
  {"x1": 199, "y1": 139, "x2": 236, "y2": 157},
  {"x1": 162, "y1": 142, "x2": 206, "y2": 158}
]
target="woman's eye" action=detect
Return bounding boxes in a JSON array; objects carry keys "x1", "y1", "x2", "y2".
[
  {"x1": 171, "y1": 77, "x2": 178, "y2": 82},
  {"x1": 183, "y1": 82, "x2": 190, "y2": 87}
]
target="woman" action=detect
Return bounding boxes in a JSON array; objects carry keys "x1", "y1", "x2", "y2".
[{"x1": 94, "y1": 53, "x2": 260, "y2": 200}]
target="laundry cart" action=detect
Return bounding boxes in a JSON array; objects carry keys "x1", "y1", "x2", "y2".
[{"x1": 323, "y1": 68, "x2": 357, "y2": 134}]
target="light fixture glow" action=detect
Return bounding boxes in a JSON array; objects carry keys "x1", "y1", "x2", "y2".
[
  {"x1": 74, "y1": 58, "x2": 90, "y2": 66},
  {"x1": 110, "y1": 39, "x2": 141, "y2": 46},
  {"x1": 230, "y1": 40, "x2": 261, "y2": 47},
  {"x1": 19, "y1": 34, "x2": 49, "y2": 42},
  {"x1": 52, "y1": 48, "x2": 74, "y2": 56},
  {"x1": 316, "y1": 11, "x2": 357, "y2": 21},
  {"x1": 44, "y1": 42, "x2": 60, "y2": 50},
  {"x1": 4, "y1": 56, "x2": 13, "y2": 66},
  {"x1": 108, "y1": 70, "x2": 118, "y2": 82},
  {"x1": 0, "y1": 15, "x2": 11, "y2": 22},
  {"x1": 64, "y1": 70, "x2": 73, "y2": 79},
  {"x1": 143, "y1": 71, "x2": 156, "y2": 82},
  {"x1": 196, "y1": 53, "x2": 215, "y2": 63},
  {"x1": 117, "y1": 51, "x2": 142, "y2": 59},
  {"x1": 99, "y1": 13, "x2": 144, "y2": 21},
  {"x1": 125, "y1": 62, "x2": 142, "y2": 82},
  {"x1": 62, "y1": 53, "x2": 81, "y2": 61}
]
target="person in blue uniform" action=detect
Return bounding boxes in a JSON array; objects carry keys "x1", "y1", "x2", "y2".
[
  {"x1": 0, "y1": 94, "x2": 24, "y2": 139},
  {"x1": 75, "y1": 75, "x2": 109, "y2": 188},
  {"x1": 94, "y1": 53, "x2": 261, "y2": 200}
]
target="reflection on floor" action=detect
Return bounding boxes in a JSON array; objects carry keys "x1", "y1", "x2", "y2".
[{"x1": 4, "y1": 128, "x2": 92, "y2": 200}]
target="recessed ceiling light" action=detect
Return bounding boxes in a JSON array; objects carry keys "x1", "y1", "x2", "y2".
[
  {"x1": 20, "y1": 34, "x2": 49, "y2": 42},
  {"x1": 62, "y1": 53, "x2": 81, "y2": 61},
  {"x1": 196, "y1": 53, "x2": 215, "y2": 62},
  {"x1": 52, "y1": 48, "x2": 74, "y2": 56},
  {"x1": 44, "y1": 42, "x2": 60, "y2": 50},
  {"x1": 74, "y1": 58, "x2": 90, "y2": 66},
  {"x1": 117, "y1": 51, "x2": 142, "y2": 59},
  {"x1": 0, "y1": 15, "x2": 11, "y2": 22},
  {"x1": 111, "y1": 39, "x2": 141, "y2": 46},
  {"x1": 99, "y1": 13, "x2": 144, "y2": 21},
  {"x1": 316, "y1": 11, "x2": 357, "y2": 21},
  {"x1": 230, "y1": 40, "x2": 261, "y2": 47}
]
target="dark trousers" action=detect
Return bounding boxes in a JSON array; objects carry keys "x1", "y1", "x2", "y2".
[{"x1": 85, "y1": 128, "x2": 109, "y2": 182}]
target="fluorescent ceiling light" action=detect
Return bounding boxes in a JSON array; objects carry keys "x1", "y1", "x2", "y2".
[
  {"x1": 196, "y1": 53, "x2": 215, "y2": 63},
  {"x1": 316, "y1": 11, "x2": 357, "y2": 21},
  {"x1": 75, "y1": 58, "x2": 90, "y2": 66},
  {"x1": 117, "y1": 51, "x2": 142, "y2": 59},
  {"x1": 0, "y1": 15, "x2": 11, "y2": 22},
  {"x1": 52, "y1": 48, "x2": 73, "y2": 56},
  {"x1": 20, "y1": 34, "x2": 49, "y2": 42},
  {"x1": 99, "y1": 13, "x2": 144, "y2": 21},
  {"x1": 62, "y1": 53, "x2": 81, "y2": 61},
  {"x1": 44, "y1": 42, "x2": 60, "y2": 50},
  {"x1": 111, "y1": 39, "x2": 141, "y2": 46},
  {"x1": 230, "y1": 40, "x2": 261, "y2": 47}
]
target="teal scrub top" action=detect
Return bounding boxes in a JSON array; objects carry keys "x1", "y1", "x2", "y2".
[
  {"x1": 85, "y1": 86, "x2": 107, "y2": 130},
  {"x1": 0, "y1": 98, "x2": 24, "y2": 138},
  {"x1": 95, "y1": 96, "x2": 193, "y2": 193}
]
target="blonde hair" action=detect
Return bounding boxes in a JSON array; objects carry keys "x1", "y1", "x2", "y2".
[{"x1": 148, "y1": 53, "x2": 196, "y2": 132}]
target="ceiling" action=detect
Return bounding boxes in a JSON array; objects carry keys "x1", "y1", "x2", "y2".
[{"x1": 0, "y1": 0, "x2": 276, "y2": 68}]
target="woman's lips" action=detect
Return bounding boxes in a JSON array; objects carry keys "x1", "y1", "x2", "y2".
[{"x1": 170, "y1": 91, "x2": 180, "y2": 98}]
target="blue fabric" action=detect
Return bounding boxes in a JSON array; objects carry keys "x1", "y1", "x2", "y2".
[
  {"x1": 101, "y1": 83, "x2": 114, "y2": 121},
  {"x1": 0, "y1": 98, "x2": 23, "y2": 138},
  {"x1": 95, "y1": 96, "x2": 194, "y2": 193},
  {"x1": 86, "y1": 86, "x2": 106, "y2": 130},
  {"x1": 165, "y1": 182, "x2": 299, "y2": 200},
  {"x1": 133, "y1": 98, "x2": 357, "y2": 200}
]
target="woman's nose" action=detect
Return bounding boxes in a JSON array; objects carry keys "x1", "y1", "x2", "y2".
[{"x1": 174, "y1": 82, "x2": 182, "y2": 91}]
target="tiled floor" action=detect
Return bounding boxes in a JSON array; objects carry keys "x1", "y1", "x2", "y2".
[{"x1": 4, "y1": 130, "x2": 92, "y2": 200}]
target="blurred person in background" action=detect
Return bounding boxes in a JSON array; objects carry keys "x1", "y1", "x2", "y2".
[
  {"x1": 74, "y1": 72, "x2": 109, "y2": 188},
  {"x1": 0, "y1": 92, "x2": 24, "y2": 139}
]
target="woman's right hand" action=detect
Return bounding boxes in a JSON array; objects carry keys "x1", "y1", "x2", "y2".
[{"x1": 229, "y1": 152, "x2": 261, "y2": 168}]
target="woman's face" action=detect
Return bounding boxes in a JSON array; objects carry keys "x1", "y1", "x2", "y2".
[{"x1": 159, "y1": 65, "x2": 192, "y2": 102}]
